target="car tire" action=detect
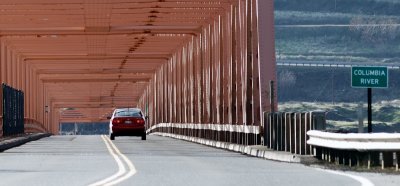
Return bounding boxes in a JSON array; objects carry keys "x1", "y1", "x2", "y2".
[
  {"x1": 141, "y1": 133, "x2": 146, "y2": 140},
  {"x1": 110, "y1": 133, "x2": 115, "y2": 140}
]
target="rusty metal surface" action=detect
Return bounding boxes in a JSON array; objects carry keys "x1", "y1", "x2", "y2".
[
  {"x1": 138, "y1": 0, "x2": 276, "y2": 146},
  {"x1": 0, "y1": 0, "x2": 275, "y2": 135}
]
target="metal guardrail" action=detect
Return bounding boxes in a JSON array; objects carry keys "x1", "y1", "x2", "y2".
[
  {"x1": 147, "y1": 123, "x2": 261, "y2": 146},
  {"x1": 307, "y1": 130, "x2": 400, "y2": 170},
  {"x1": 1, "y1": 84, "x2": 24, "y2": 136},
  {"x1": 264, "y1": 112, "x2": 326, "y2": 155}
]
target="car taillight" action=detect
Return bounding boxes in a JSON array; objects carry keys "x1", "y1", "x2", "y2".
[
  {"x1": 112, "y1": 118, "x2": 123, "y2": 125},
  {"x1": 136, "y1": 119, "x2": 145, "y2": 125}
]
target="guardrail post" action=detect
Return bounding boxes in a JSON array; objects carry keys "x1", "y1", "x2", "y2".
[
  {"x1": 276, "y1": 113, "x2": 282, "y2": 151},
  {"x1": 295, "y1": 113, "x2": 300, "y2": 154},
  {"x1": 263, "y1": 112, "x2": 269, "y2": 147},
  {"x1": 284, "y1": 113, "x2": 290, "y2": 152},
  {"x1": 382, "y1": 152, "x2": 394, "y2": 170},
  {"x1": 272, "y1": 113, "x2": 277, "y2": 150},
  {"x1": 290, "y1": 113, "x2": 295, "y2": 153},
  {"x1": 311, "y1": 111, "x2": 326, "y2": 130},
  {"x1": 368, "y1": 152, "x2": 380, "y2": 169},
  {"x1": 396, "y1": 152, "x2": 399, "y2": 171},
  {"x1": 300, "y1": 113, "x2": 306, "y2": 155}
]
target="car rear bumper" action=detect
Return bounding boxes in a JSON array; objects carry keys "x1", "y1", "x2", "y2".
[{"x1": 111, "y1": 125, "x2": 145, "y2": 136}]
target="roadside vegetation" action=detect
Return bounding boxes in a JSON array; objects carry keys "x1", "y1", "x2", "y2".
[
  {"x1": 277, "y1": 66, "x2": 400, "y2": 133},
  {"x1": 279, "y1": 101, "x2": 400, "y2": 132},
  {"x1": 275, "y1": 0, "x2": 400, "y2": 132}
]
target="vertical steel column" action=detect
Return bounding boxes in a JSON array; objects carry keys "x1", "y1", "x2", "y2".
[
  {"x1": 140, "y1": 0, "x2": 274, "y2": 145},
  {"x1": 158, "y1": 66, "x2": 163, "y2": 123},
  {"x1": 28, "y1": 67, "x2": 32, "y2": 121},
  {"x1": 153, "y1": 76, "x2": 157, "y2": 125},
  {"x1": 44, "y1": 85, "x2": 49, "y2": 130},
  {"x1": 257, "y1": 0, "x2": 277, "y2": 112},
  {"x1": 11, "y1": 51, "x2": 17, "y2": 88},
  {"x1": 0, "y1": 38, "x2": 2, "y2": 137},
  {"x1": 158, "y1": 68, "x2": 162, "y2": 123},
  {"x1": 251, "y1": 0, "x2": 261, "y2": 144},
  {"x1": 224, "y1": 8, "x2": 233, "y2": 143},
  {"x1": 238, "y1": 0, "x2": 245, "y2": 126},
  {"x1": 221, "y1": 12, "x2": 228, "y2": 125},
  {"x1": 188, "y1": 39, "x2": 194, "y2": 123},
  {"x1": 162, "y1": 64, "x2": 166, "y2": 123},
  {"x1": 201, "y1": 27, "x2": 207, "y2": 124},
  {"x1": 195, "y1": 36, "x2": 202, "y2": 124},
  {"x1": 182, "y1": 47, "x2": 187, "y2": 123},
  {"x1": 168, "y1": 59, "x2": 172, "y2": 123},
  {"x1": 16, "y1": 54, "x2": 21, "y2": 90},
  {"x1": 6, "y1": 46, "x2": 11, "y2": 85},
  {"x1": 213, "y1": 18, "x2": 221, "y2": 142},
  {"x1": 230, "y1": 4, "x2": 238, "y2": 144},
  {"x1": 171, "y1": 56, "x2": 176, "y2": 124},
  {"x1": 38, "y1": 82, "x2": 43, "y2": 123},
  {"x1": 237, "y1": 0, "x2": 246, "y2": 144},
  {"x1": 150, "y1": 76, "x2": 154, "y2": 125},
  {"x1": 183, "y1": 45, "x2": 189, "y2": 123},
  {"x1": 199, "y1": 33, "x2": 206, "y2": 124},
  {"x1": 25, "y1": 63, "x2": 29, "y2": 121},
  {"x1": 206, "y1": 25, "x2": 212, "y2": 124},
  {"x1": 175, "y1": 53, "x2": 181, "y2": 123},
  {"x1": 192, "y1": 37, "x2": 198, "y2": 123},
  {"x1": 33, "y1": 70, "x2": 38, "y2": 121},
  {"x1": 0, "y1": 38, "x2": 4, "y2": 83}
]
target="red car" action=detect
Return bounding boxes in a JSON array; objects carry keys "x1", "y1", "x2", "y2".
[{"x1": 108, "y1": 108, "x2": 146, "y2": 140}]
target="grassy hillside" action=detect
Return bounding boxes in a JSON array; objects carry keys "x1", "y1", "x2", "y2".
[
  {"x1": 279, "y1": 101, "x2": 400, "y2": 132},
  {"x1": 275, "y1": 0, "x2": 400, "y2": 63},
  {"x1": 277, "y1": 66, "x2": 400, "y2": 102},
  {"x1": 277, "y1": 66, "x2": 400, "y2": 132},
  {"x1": 275, "y1": 0, "x2": 400, "y2": 16},
  {"x1": 275, "y1": 1, "x2": 400, "y2": 132}
]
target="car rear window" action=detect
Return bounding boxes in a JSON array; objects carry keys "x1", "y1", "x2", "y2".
[{"x1": 115, "y1": 110, "x2": 142, "y2": 117}]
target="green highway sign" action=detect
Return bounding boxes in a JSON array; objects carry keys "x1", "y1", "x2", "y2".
[{"x1": 351, "y1": 66, "x2": 388, "y2": 88}]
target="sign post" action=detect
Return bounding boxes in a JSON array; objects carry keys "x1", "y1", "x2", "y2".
[{"x1": 351, "y1": 66, "x2": 388, "y2": 133}]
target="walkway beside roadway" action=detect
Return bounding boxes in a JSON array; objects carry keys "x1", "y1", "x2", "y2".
[{"x1": 0, "y1": 133, "x2": 50, "y2": 152}]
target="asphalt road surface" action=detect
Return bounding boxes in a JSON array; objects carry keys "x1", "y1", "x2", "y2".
[{"x1": 0, "y1": 135, "x2": 398, "y2": 186}]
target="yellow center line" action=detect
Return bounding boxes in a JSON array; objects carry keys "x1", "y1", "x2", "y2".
[{"x1": 89, "y1": 135, "x2": 136, "y2": 186}]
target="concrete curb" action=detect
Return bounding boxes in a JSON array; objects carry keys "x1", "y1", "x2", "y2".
[
  {"x1": 0, "y1": 133, "x2": 51, "y2": 152},
  {"x1": 152, "y1": 132, "x2": 318, "y2": 164}
]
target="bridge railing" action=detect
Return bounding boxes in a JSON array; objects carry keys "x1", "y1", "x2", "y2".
[
  {"x1": 308, "y1": 130, "x2": 400, "y2": 170},
  {"x1": 146, "y1": 111, "x2": 327, "y2": 154},
  {"x1": 264, "y1": 112, "x2": 326, "y2": 155},
  {"x1": 1, "y1": 84, "x2": 24, "y2": 137},
  {"x1": 147, "y1": 123, "x2": 261, "y2": 146}
]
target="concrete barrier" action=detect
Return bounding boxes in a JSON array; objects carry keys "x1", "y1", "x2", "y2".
[
  {"x1": 152, "y1": 132, "x2": 315, "y2": 163},
  {"x1": 147, "y1": 123, "x2": 261, "y2": 146},
  {"x1": 0, "y1": 133, "x2": 51, "y2": 152}
]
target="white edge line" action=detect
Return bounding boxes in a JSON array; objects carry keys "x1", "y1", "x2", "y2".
[
  {"x1": 153, "y1": 132, "x2": 375, "y2": 186},
  {"x1": 88, "y1": 135, "x2": 127, "y2": 186},
  {"x1": 103, "y1": 136, "x2": 137, "y2": 186},
  {"x1": 316, "y1": 168, "x2": 375, "y2": 186}
]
